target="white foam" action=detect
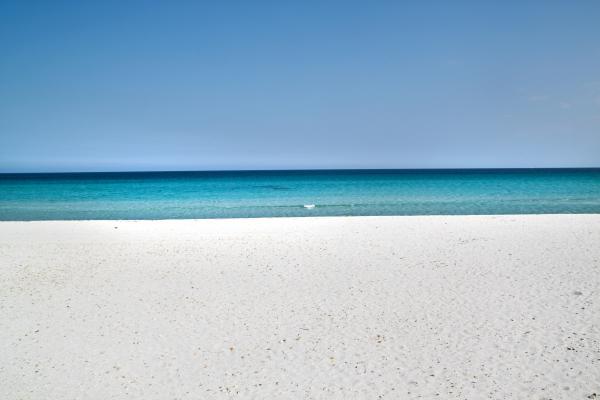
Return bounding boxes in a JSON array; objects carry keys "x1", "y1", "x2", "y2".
[{"x1": 303, "y1": 204, "x2": 316, "y2": 209}]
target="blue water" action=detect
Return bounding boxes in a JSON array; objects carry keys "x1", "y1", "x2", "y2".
[{"x1": 1, "y1": 169, "x2": 599, "y2": 220}]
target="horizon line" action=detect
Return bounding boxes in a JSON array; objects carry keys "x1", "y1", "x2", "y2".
[{"x1": 2, "y1": 166, "x2": 600, "y2": 175}]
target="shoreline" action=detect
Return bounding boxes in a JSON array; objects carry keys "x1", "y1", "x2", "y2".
[
  {"x1": 1, "y1": 212, "x2": 599, "y2": 223},
  {"x1": 2, "y1": 215, "x2": 599, "y2": 398}
]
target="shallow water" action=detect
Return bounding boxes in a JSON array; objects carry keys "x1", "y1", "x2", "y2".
[{"x1": 1, "y1": 169, "x2": 599, "y2": 220}]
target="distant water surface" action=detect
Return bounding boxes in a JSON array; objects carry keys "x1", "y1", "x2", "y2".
[{"x1": 1, "y1": 169, "x2": 599, "y2": 220}]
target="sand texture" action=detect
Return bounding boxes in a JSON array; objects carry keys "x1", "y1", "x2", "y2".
[{"x1": 1, "y1": 215, "x2": 599, "y2": 399}]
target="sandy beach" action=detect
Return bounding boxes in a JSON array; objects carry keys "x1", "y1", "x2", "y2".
[{"x1": 1, "y1": 215, "x2": 599, "y2": 399}]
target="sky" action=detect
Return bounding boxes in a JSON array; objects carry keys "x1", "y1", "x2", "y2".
[{"x1": 1, "y1": 1, "x2": 600, "y2": 172}]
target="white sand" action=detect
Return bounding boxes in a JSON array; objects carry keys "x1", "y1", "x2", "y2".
[{"x1": 1, "y1": 215, "x2": 599, "y2": 399}]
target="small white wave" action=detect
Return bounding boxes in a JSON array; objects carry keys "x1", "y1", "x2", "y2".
[{"x1": 303, "y1": 204, "x2": 316, "y2": 209}]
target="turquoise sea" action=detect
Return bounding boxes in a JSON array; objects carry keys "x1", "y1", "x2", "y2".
[{"x1": 0, "y1": 169, "x2": 599, "y2": 220}]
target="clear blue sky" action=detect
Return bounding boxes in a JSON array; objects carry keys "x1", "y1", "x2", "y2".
[{"x1": 1, "y1": 1, "x2": 599, "y2": 172}]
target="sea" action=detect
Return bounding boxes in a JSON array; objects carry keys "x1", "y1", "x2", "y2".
[{"x1": 1, "y1": 169, "x2": 599, "y2": 221}]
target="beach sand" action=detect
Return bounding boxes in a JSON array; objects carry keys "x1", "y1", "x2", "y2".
[{"x1": 1, "y1": 215, "x2": 599, "y2": 399}]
